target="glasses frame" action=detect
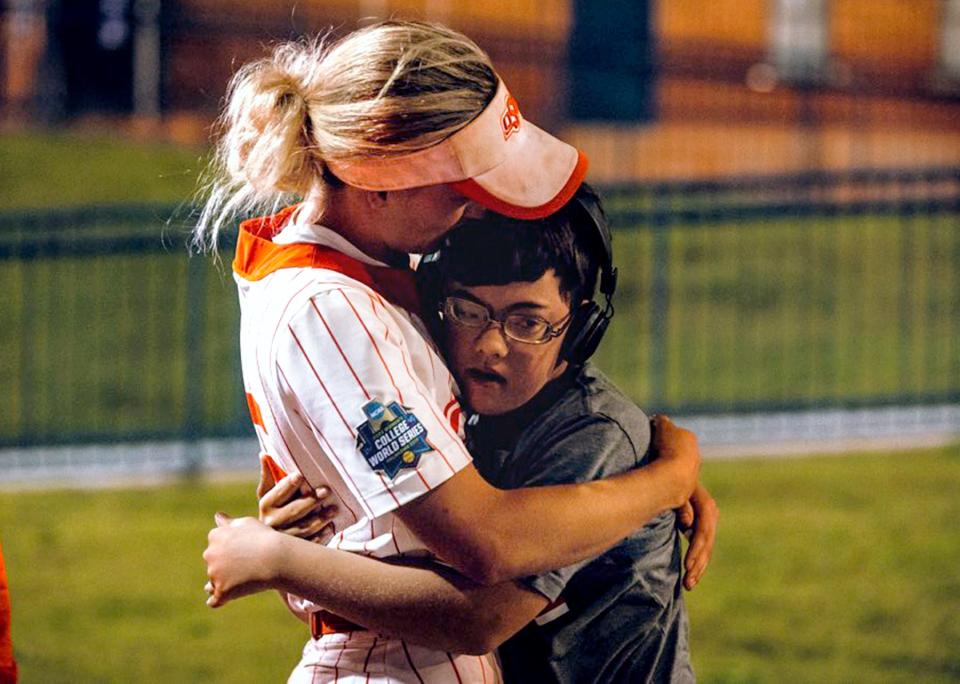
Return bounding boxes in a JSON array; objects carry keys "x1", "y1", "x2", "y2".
[{"x1": 440, "y1": 295, "x2": 574, "y2": 345}]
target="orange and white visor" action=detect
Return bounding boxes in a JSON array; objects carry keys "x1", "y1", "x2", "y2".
[{"x1": 325, "y1": 79, "x2": 588, "y2": 220}]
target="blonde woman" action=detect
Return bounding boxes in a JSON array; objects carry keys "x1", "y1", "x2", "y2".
[{"x1": 199, "y1": 21, "x2": 701, "y2": 683}]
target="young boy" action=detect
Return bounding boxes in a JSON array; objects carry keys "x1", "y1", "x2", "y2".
[
  {"x1": 204, "y1": 187, "x2": 715, "y2": 681},
  {"x1": 424, "y1": 186, "x2": 700, "y2": 681}
]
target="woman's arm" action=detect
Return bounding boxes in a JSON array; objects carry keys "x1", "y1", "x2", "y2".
[
  {"x1": 204, "y1": 516, "x2": 548, "y2": 655},
  {"x1": 396, "y1": 414, "x2": 700, "y2": 584},
  {"x1": 256, "y1": 414, "x2": 700, "y2": 588}
]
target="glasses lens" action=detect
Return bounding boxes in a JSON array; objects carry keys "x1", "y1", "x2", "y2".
[
  {"x1": 504, "y1": 314, "x2": 550, "y2": 343},
  {"x1": 445, "y1": 297, "x2": 489, "y2": 328}
]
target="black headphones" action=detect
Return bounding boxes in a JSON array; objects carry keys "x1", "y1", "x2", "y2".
[{"x1": 556, "y1": 190, "x2": 617, "y2": 366}]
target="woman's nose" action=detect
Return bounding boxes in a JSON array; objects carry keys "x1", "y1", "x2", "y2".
[{"x1": 462, "y1": 201, "x2": 486, "y2": 219}]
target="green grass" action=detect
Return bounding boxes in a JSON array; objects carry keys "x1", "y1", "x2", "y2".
[
  {"x1": 2, "y1": 446, "x2": 959, "y2": 682},
  {"x1": 687, "y1": 446, "x2": 960, "y2": 683}
]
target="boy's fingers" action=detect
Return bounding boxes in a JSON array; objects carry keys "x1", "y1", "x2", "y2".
[
  {"x1": 271, "y1": 496, "x2": 319, "y2": 529},
  {"x1": 280, "y1": 500, "x2": 339, "y2": 538},
  {"x1": 260, "y1": 472, "x2": 305, "y2": 511}
]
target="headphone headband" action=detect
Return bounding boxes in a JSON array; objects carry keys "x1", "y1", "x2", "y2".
[
  {"x1": 570, "y1": 191, "x2": 617, "y2": 302},
  {"x1": 553, "y1": 188, "x2": 617, "y2": 366}
]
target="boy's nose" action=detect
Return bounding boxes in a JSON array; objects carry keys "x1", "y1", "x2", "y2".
[{"x1": 474, "y1": 321, "x2": 509, "y2": 358}]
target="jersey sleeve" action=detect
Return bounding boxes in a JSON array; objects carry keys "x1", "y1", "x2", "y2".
[
  {"x1": 273, "y1": 285, "x2": 472, "y2": 520},
  {"x1": 515, "y1": 414, "x2": 647, "y2": 601}
]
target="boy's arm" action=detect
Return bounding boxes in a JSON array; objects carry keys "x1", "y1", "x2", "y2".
[
  {"x1": 395, "y1": 414, "x2": 699, "y2": 584},
  {"x1": 204, "y1": 516, "x2": 548, "y2": 655}
]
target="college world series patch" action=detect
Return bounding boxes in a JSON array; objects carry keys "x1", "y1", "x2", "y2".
[{"x1": 356, "y1": 399, "x2": 433, "y2": 479}]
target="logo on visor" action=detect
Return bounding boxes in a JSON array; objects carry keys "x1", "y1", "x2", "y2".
[{"x1": 501, "y1": 94, "x2": 522, "y2": 140}]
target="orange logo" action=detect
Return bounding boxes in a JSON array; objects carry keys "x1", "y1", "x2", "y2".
[{"x1": 501, "y1": 94, "x2": 522, "y2": 140}]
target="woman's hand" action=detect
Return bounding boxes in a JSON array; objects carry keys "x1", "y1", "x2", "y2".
[
  {"x1": 676, "y1": 483, "x2": 719, "y2": 591},
  {"x1": 650, "y1": 415, "x2": 701, "y2": 509},
  {"x1": 257, "y1": 456, "x2": 338, "y2": 544},
  {"x1": 203, "y1": 513, "x2": 288, "y2": 607}
]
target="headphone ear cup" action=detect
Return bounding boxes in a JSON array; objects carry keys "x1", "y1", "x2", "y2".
[
  {"x1": 559, "y1": 302, "x2": 607, "y2": 366},
  {"x1": 573, "y1": 311, "x2": 609, "y2": 365}
]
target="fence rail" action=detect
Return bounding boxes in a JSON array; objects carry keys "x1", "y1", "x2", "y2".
[{"x1": 1, "y1": 168, "x2": 958, "y2": 449}]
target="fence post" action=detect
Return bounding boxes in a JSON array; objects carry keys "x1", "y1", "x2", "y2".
[
  {"x1": 649, "y1": 187, "x2": 670, "y2": 410},
  {"x1": 183, "y1": 253, "x2": 205, "y2": 473},
  {"x1": 898, "y1": 199, "x2": 915, "y2": 397},
  {"x1": 18, "y1": 261, "x2": 35, "y2": 446}
]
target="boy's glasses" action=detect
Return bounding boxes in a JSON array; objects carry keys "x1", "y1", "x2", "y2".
[{"x1": 440, "y1": 296, "x2": 573, "y2": 345}]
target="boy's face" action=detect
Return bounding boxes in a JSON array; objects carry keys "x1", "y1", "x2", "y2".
[{"x1": 444, "y1": 269, "x2": 572, "y2": 416}]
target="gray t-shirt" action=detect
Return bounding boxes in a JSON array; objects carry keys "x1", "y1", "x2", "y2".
[{"x1": 469, "y1": 363, "x2": 694, "y2": 684}]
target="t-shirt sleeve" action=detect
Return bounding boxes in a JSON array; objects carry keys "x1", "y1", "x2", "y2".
[
  {"x1": 273, "y1": 286, "x2": 472, "y2": 520},
  {"x1": 515, "y1": 414, "x2": 648, "y2": 602}
]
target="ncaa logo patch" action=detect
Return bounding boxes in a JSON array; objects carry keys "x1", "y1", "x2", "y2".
[{"x1": 356, "y1": 399, "x2": 433, "y2": 479}]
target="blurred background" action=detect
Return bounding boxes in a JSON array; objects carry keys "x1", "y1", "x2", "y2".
[{"x1": 0, "y1": 1, "x2": 958, "y2": 682}]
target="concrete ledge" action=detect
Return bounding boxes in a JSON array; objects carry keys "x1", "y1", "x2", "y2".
[{"x1": 2, "y1": 405, "x2": 958, "y2": 490}]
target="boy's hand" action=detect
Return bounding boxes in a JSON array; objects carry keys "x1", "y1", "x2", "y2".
[
  {"x1": 203, "y1": 513, "x2": 284, "y2": 607},
  {"x1": 257, "y1": 455, "x2": 338, "y2": 544},
  {"x1": 676, "y1": 483, "x2": 719, "y2": 590},
  {"x1": 650, "y1": 415, "x2": 701, "y2": 509}
]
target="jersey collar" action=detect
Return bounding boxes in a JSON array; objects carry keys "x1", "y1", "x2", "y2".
[{"x1": 233, "y1": 206, "x2": 422, "y2": 316}]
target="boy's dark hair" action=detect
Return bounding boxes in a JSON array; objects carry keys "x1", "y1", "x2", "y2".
[{"x1": 435, "y1": 183, "x2": 608, "y2": 306}]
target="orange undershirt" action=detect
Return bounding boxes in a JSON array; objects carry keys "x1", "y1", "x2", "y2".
[{"x1": 0, "y1": 540, "x2": 17, "y2": 684}]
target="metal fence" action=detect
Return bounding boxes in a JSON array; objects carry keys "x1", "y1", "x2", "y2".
[{"x1": 1, "y1": 168, "x2": 958, "y2": 449}]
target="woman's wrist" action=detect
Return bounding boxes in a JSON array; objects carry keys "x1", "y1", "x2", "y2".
[
  {"x1": 266, "y1": 529, "x2": 294, "y2": 586},
  {"x1": 645, "y1": 458, "x2": 688, "y2": 511}
]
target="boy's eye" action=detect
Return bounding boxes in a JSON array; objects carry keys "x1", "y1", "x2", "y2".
[
  {"x1": 511, "y1": 315, "x2": 541, "y2": 330},
  {"x1": 506, "y1": 315, "x2": 548, "y2": 339},
  {"x1": 450, "y1": 299, "x2": 487, "y2": 325}
]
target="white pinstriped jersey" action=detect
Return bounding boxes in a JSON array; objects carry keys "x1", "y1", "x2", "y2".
[
  {"x1": 234, "y1": 207, "x2": 470, "y2": 559},
  {"x1": 232, "y1": 208, "x2": 492, "y2": 683}
]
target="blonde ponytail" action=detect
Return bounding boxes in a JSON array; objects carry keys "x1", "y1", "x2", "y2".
[{"x1": 193, "y1": 21, "x2": 497, "y2": 251}]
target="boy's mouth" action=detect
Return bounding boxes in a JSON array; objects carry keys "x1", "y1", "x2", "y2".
[{"x1": 465, "y1": 368, "x2": 507, "y2": 385}]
